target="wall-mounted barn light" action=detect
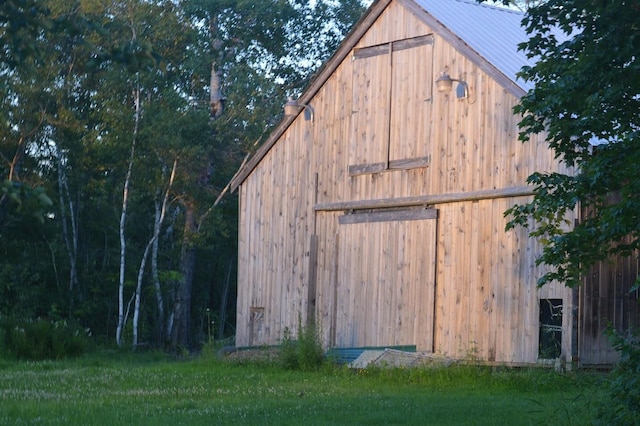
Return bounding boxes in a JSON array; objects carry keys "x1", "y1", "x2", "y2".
[
  {"x1": 284, "y1": 97, "x2": 315, "y2": 122},
  {"x1": 435, "y1": 71, "x2": 469, "y2": 99}
]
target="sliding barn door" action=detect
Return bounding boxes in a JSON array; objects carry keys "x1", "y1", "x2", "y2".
[{"x1": 334, "y1": 209, "x2": 437, "y2": 351}]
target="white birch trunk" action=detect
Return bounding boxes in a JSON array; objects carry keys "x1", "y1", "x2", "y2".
[
  {"x1": 116, "y1": 83, "x2": 141, "y2": 348},
  {"x1": 132, "y1": 158, "x2": 176, "y2": 348},
  {"x1": 152, "y1": 204, "x2": 165, "y2": 340},
  {"x1": 209, "y1": 62, "x2": 224, "y2": 118},
  {"x1": 132, "y1": 236, "x2": 152, "y2": 348}
]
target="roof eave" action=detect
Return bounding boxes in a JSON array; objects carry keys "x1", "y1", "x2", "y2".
[{"x1": 400, "y1": 0, "x2": 527, "y2": 98}]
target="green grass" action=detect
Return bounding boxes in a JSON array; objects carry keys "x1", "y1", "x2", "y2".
[{"x1": 0, "y1": 351, "x2": 605, "y2": 425}]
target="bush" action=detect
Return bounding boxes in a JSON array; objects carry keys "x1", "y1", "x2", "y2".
[
  {"x1": 279, "y1": 321, "x2": 324, "y2": 371},
  {"x1": 0, "y1": 317, "x2": 90, "y2": 360},
  {"x1": 595, "y1": 327, "x2": 640, "y2": 425}
]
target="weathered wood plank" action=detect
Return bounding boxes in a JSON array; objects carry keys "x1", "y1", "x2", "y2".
[
  {"x1": 338, "y1": 207, "x2": 437, "y2": 224},
  {"x1": 317, "y1": 186, "x2": 534, "y2": 211},
  {"x1": 348, "y1": 156, "x2": 431, "y2": 176},
  {"x1": 353, "y1": 43, "x2": 390, "y2": 59},
  {"x1": 393, "y1": 34, "x2": 434, "y2": 51},
  {"x1": 307, "y1": 234, "x2": 318, "y2": 326},
  {"x1": 390, "y1": 39, "x2": 433, "y2": 162},
  {"x1": 476, "y1": 200, "x2": 491, "y2": 359}
]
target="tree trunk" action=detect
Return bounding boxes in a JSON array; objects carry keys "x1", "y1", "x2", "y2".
[
  {"x1": 169, "y1": 201, "x2": 197, "y2": 349},
  {"x1": 218, "y1": 257, "x2": 233, "y2": 338},
  {"x1": 132, "y1": 236, "x2": 152, "y2": 349},
  {"x1": 116, "y1": 83, "x2": 140, "y2": 348},
  {"x1": 209, "y1": 62, "x2": 224, "y2": 119},
  {"x1": 134, "y1": 158, "x2": 176, "y2": 348},
  {"x1": 152, "y1": 205, "x2": 165, "y2": 342},
  {"x1": 55, "y1": 147, "x2": 79, "y2": 294}
]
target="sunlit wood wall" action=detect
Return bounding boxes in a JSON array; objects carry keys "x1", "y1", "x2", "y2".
[{"x1": 236, "y1": 0, "x2": 580, "y2": 364}]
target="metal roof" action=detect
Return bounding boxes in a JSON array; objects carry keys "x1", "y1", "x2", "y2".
[{"x1": 415, "y1": 0, "x2": 533, "y2": 91}]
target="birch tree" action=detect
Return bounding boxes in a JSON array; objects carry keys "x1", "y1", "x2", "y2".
[
  {"x1": 0, "y1": 0, "x2": 367, "y2": 347},
  {"x1": 132, "y1": 158, "x2": 176, "y2": 348},
  {"x1": 115, "y1": 81, "x2": 141, "y2": 347}
]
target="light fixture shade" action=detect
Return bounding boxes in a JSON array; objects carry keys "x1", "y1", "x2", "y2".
[
  {"x1": 283, "y1": 98, "x2": 314, "y2": 121},
  {"x1": 284, "y1": 98, "x2": 300, "y2": 117},
  {"x1": 435, "y1": 72, "x2": 453, "y2": 92}
]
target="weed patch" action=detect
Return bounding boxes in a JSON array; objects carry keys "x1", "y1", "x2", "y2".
[{"x1": 278, "y1": 321, "x2": 324, "y2": 371}]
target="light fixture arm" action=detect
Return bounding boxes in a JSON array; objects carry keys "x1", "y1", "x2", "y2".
[
  {"x1": 455, "y1": 80, "x2": 469, "y2": 99},
  {"x1": 301, "y1": 103, "x2": 314, "y2": 122}
]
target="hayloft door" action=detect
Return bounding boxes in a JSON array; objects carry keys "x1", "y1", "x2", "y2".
[
  {"x1": 350, "y1": 34, "x2": 434, "y2": 176},
  {"x1": 334, "y1": 208, "x2": 437, "y2": 351}
]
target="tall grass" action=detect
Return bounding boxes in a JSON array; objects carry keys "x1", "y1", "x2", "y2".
[
  {"x1": 0, "y1": 351, "x2": 605, "y2": 425},
  {"x1": 0, "y1": 317, "x2": 90, "y2": 360}
]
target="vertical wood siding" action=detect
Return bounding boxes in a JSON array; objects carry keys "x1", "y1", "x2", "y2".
[
  {"x1": 579, "y1": 197, "x2": 640, "y2": 365},
  {"x1": 236, "y1": 1, "x2": 584, "y2": 364}
]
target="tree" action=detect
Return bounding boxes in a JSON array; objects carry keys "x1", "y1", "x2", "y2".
[
  {"x1": 483, "y1": 0, "x2": 640, "y2": 288},
  {"x1": 0, "y1": 0, "x2": 52, "y2": 67},
  {"x1": 164, "y1": 0, "x2": 367, "y2": 349},
  {"x1": 0, "y1": 0, "x2": 367, "y2": 350},
  {"x1": 0, "y1": 0, "x2": 55, "y2": 221},
  {"x1": 492, "y1": 5, "x2": 640, "y2": 421}
]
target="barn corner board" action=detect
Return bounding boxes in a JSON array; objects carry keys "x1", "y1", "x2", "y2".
[{"x1": 232, "y1": 0, "x2": 639, "y2": 366}]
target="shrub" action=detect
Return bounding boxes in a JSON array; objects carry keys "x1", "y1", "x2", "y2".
[
  {"x1": 595, "y1": 327, "x2": 640, "y2": 425},
  {"x1": 0, "y1": 317, "x2": 90, "y2": 360},
  {"x1": 279, "y1": 320, "x2": 324, "y2": 371}
]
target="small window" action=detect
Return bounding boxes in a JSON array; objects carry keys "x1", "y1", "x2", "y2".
[{"x1": 539, "y1": 299, "x2": 562, "y2": 359}]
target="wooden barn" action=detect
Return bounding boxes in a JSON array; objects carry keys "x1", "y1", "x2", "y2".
[{"x1": 230, "y1": 0, "x2": 639, "y2": 366}]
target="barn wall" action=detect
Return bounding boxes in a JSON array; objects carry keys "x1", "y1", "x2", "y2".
[
  {"x1": 236, "y1": 1, "x2": 578, "y2": 364},
  {"x1": 580, "y1": 251, "x2": 639, "y2": 365},
  {"x1": 579, "y1": 197, "x2": 640, "y2": 365},
  {"x1": 433, "y1": 198, "x2": 573, "y2": 363},
  {"x1": 236, "y1": 127, "x2": 316, "y2": 346}
]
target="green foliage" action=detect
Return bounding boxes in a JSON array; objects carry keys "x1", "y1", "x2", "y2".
[
  {"x1": 495, "y1": 0, "x2": 640, "y2": 287},
  {"x1": 279, "y1": 322, "x2": 324, "y2": 371},
  {"x1": 596, "y1": 328, "x2": 640, "y2": 425},
  {"x1": 0, "y1": 0, "x2": 367, "y2": 350},
  {"x1": 1, "y1": 181, "x2": 53, "y2": 222},
  {"x1": 0, "y1": 0, "x2": 53, "y2": 67},
  {"x1": 0, "y1": 317, "x2": 90, "y2": 360}
]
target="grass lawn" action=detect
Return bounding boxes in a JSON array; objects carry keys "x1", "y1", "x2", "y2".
[{"x1": 0, "y1": 351, "x2": 606, "y2": 425}]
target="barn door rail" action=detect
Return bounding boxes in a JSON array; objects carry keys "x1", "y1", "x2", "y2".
[{"x1": 313, "y1": 185, "x2": 533, "y2": 212}]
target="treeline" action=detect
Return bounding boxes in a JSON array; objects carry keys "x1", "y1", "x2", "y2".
[{"x1": 0, "y1": 0, "x2": 365, "y2": 353}]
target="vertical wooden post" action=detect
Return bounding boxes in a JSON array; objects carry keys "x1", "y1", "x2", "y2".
[
  {"x1": 331, "y1": 233, "x2": 340, "y2": 347},
  {"x1": 570, "y1": 286, "x2": 579, "y2": 369},
  {"x1": 307, "y1": 235, "x2": 318, "y2": 327},
  {"x1": 385, "y1": 42, "x2": 393, "y2": 171}
]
